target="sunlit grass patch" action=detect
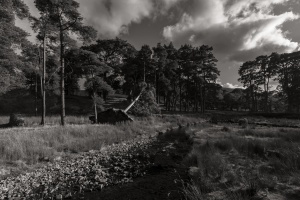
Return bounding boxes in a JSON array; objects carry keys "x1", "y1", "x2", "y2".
[{"x1": 0, "y1": 115, "x2": 205, "y2": 165}]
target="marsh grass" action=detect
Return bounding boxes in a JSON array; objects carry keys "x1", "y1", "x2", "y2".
[
  {"x1": 240, "y1": 128, "x2": 300, "y2": 142},
  {"x1": 183, "y1": 125, "x2": 300, "y2": 200},
  {"x1": 182, "y1": 180, "x2": 204, "y2": 200}
]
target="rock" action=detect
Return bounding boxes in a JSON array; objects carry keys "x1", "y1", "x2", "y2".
[
  {"x1": 89, "y1": 108, "x2": 133, "y2": 124},
  {"x1": 8, "y1": 114, "x2": 25, "y2": 127}
]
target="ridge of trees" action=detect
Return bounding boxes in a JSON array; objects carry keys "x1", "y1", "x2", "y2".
[
  {"x1": 238, "y1": 51, "x2": 300, "y2": 113},
  {"x1": 4, "y1": 0, "x2": 300, "y2": 126}
]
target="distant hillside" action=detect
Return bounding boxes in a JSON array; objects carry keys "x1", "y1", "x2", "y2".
[{"x1": 222, "y1": 87, "x2": 245, "y2": 93}]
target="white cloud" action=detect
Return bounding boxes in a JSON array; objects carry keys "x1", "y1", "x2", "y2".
[
  {"x1": 17, "y1": 0, "x2": 181, "y2": 41},
  {"x1": 216, "y1": 79, "x2": 245, "y2": 89},
  {"x1": 224, "y1": 83, "x2": 245, "y2": 89},
  {"x1": 77, "y1": 0, "x2": 154, "y2": 37},
  {"x1": 163, "y1": 0, "x2": 299, "y2": 62}
]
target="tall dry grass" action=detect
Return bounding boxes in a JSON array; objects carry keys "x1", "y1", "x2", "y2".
[
  {"x1": 0, "y1": 116, "x2": 173, "y2": 165},
  {"x1": 183, "y1": 126, "x2": 300, "y2": 200},
  {"x1": 0, "y1": 115, "x2": 89, "y2": 126}
]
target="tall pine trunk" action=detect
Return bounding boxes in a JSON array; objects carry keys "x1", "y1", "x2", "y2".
[
  {"x1": 41, "y1": 37, "x2": 46, "y2": 125},
  {"x1": 202, "y1": 86, "x2": 206, "y2": 113},
  {"x1": 35, "y1": 71, "x2": 38, "y2": 117},
  {"x1": 94, "y1": 93, "x2": 98, "y2": 124},
  {"x1": 60, "y1": 29, "x2": 65, "y2": 126},
  {"x1": 179, "y1": 81, "x2": 182, "y2": 112},
  {"x1": 200, "y1": 85, "x2": 203, "y2": 113}
]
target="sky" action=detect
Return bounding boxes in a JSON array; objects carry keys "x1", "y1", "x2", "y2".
[{"x1": 16, "y1": 0, "x2": 300, "y2": 89}]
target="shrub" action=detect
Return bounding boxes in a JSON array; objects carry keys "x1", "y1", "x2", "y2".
[
  {"x1": 182, "y1": 181, "x2": 204, "y2": 200},
  {"x1": 129, "y1": 86, "x2": 160, "y2": 117}
]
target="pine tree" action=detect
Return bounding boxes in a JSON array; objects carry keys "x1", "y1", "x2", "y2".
[{"x1": 34, "y1": 0, "x2": 97, "y2": 125}]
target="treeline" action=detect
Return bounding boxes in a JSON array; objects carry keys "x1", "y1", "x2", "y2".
[
  {"x1": 1, "y1": 0, "x2": 225, "y2": 125},
  {"x1": 238, "y1": 52, "x2": 300, "y2": 113},
  {"x1": 28, "y1": 39, "x2": 221, "y2": 114},
  {"x1": 3, "y1": 0, "x2": 300, "y2": 125}
]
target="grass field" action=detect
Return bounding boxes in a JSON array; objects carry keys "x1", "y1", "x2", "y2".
[
  {"x1": 0, "y1": 114, "x2": 202, "y2": 170},
  {"x1": 1, "y1": 113, "x2": 300, "y2": 199}
]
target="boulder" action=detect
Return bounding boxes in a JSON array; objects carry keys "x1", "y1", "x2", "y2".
[
  {"x1": 89, "y1": 108, "x2": 133, "y2": 124},
  {"x1": 8, "y1": 114, "x2": 25, "y2": 127}
]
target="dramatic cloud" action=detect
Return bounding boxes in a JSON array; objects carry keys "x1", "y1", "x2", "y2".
[
  {"x1": 18, "y1": 0, "x2": 181, "y2": 40},
  {"x1": 15, "y1": 0, "x2": 300, "y2": 87},
  {"x1": 77, "y1": 0, "x2": 153, "y2": 37},
  {"x1": 163, "y1": 0, "x2": 299, "y2": 62},
  {"x1": 78, "y1": 0, "x2": 181, "y2": 37}
]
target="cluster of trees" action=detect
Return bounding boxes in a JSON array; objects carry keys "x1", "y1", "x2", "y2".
[
  {"x1": 1, "y1": 0, "x2": 96, "y2": 125},
  {"x1": 0, "y1": 0, "x2": 30, "y2": 94},
  {"x1": 6, "y1": 0, "x2": 300, "y2": 126},
  {"x1": 1, "y1": 0, "x2": 224, "y2": 125},
  {"x1": 67, "y1": 40, "x2": 221, "y2": 114},
  {"x1": 238, "y1": 52, "x2": 300, "y2": 113}
]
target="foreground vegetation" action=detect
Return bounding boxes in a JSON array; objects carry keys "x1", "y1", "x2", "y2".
[
  {"x1": 0, "y1": 115, "x2": 201, "y2": 168},
  {"x1": 183, "y1": 123, "x2": 300, "y2": 200},
  {"x1": 1, "y1": 113, "x2": 300, "y2": 199}
]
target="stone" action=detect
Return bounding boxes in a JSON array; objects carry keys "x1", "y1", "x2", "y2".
[
  {"x1": 89, "y1": 108, "x2": 133, "y2": 124},
  {"x1": 8, "y1": 114, "x2": 25, "y2": 127}
]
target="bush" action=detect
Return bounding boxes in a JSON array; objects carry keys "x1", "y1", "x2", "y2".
[{"x1": 129, "y1": 86, "x2": 160, "y2": 116}]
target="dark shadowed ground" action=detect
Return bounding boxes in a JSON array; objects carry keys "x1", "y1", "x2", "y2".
[{"x1": 77, "y1": 128, "x2": 193, "y2": 200}]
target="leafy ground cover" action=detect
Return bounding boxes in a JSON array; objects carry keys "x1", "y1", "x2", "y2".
[
  {"x1": 0, "y1": 136, "x2": 155, "y2": 199},
  {"x1": 0, "y1": 121, "x2": 204, "y2": 199}
]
